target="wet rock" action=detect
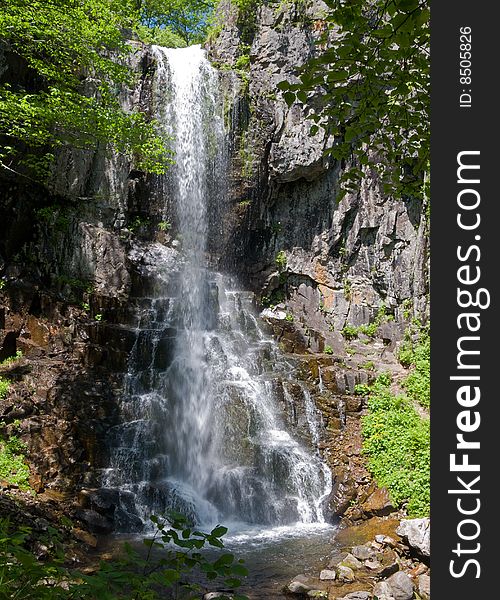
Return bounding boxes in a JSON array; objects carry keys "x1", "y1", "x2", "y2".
[
  {"x1": 75, "y1": 509, "x2": 113, "y2": 534},
  {"x1": 351, "y1": 544, "x2": 374, "y2": 561},
  {"x1": 337, "y1": 565, "x2": 355, "y2": 583},
  {"x1": 72, "y1": 528, "x2": 98, "y2": 547},
  {"x1": 339, "y1": 553, "x2": 363, "y2": 570},
  {"x1": 203, "y1": 593, "x2": 233, "y2": 600},
  {"x1": 360, "y1": 487, "x2": 394, "y2": 517},
  {"x1": 397, "y1": 518, "x2": 430, "y2": 559},
  {"x1": 328, "y1": 551, "x2": 348, "y2": 568},
  {"x1": 385, "y1": 571, "x2": 414, "y2": 600},
  {"x1": 319, "y1": 569, "x2": 336, "y2": 581},
  {"x1": 418, "y1": 573, "x2": 431, "y2": 600},
  {"x1": 288, "y1": 575, "x2": 313, "y2": 594}
]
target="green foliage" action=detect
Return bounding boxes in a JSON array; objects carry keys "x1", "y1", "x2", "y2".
[
  {"x1": 0, "y1": 433, "x2": 31, "y2": 490},
  {"x1": 0, "y1": 280, "x2": 5, "y2": 290},
  {"x1": 261, "y1": 288, "x2": 285, "y2": 309},
  {"x1": 0, "y1": 514, "x2": 249, "y2": 599},
  {"x1": 158, "y1": 220, "x2": 172, "y2": 231},
  {"x1": 362, "y1": 373, "x2": 430, "y2": 517},
  {"x1": 341, "y1": 324, "x2": 358, "y2": 341},
  {"x1": 341, "y1": 305, "x2": 389, "y2": 340},
  {"x1": 136, "y1": 24, "x2": 187, "y2": 48},
  {"x1": 278, "y1": 0, "x2": 429, "y2": 200},
  {"x1": 275, "y1": 250, "x2": 287, "y2": 271},
  {"x1": 139, "y1": 0, "x2": 215, "y2": 44},
  {"x1": 399, "y1": 322, "x2": 430, "y2": 409},
  {"x1": 285, "y1": 313, "x2": 294, "y2": 322},
  {"x1": 0, "y1": 0, "x2": 171, "y2": 181},
  {"x1": 0, "y1": 377, "x2": 9, "y2": 400},
  {"x1": 360, "y1": 360, "x2": 374, "y2": 371},
  {"x1": 324, "y1": 345, "x2": 333, "y2": 355}
]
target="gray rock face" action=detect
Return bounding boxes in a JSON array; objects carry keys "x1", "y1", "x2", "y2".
[
  {"x1": 210, "y1": 1, "x2": 429, "y2": 336},
  {"x1": 397, "y1": 518, "x2": 431, "y2": 558}
]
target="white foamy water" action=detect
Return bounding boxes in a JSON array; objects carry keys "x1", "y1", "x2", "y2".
[{"x1": 100, "y1": 45, "x2": 332, "y2": 534}]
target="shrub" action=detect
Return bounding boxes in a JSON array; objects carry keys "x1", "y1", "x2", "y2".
[
  {"x1": 362, "y1": 375, "x2": 430, "y2": 517},
  {"x1": 275, "y1": 250, "x2": 287, "y2": 271},
  {"x1": 399, "y1": 324, "x2": 430, "y2": 410},
  {"x1": 0, "y1": 513, "x2": 249, "y2": 599},
  {"x1": 0, "y1": 377, "x2": 9, "y2": 399},
  {"x1": 0, "y1": 434, "x2": 31, "y2": 490}
]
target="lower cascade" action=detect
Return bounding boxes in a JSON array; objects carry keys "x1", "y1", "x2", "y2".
[{"x1": 100, "y1": 45, "x2": 332, "y2": 532}]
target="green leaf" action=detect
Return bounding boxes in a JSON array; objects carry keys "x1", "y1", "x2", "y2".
[
  {"x1": 211, "y1": 525, "x2": 228, "y2": 538},
  {"x1": 283, "y1": 91, "x2": 295, "y2": 106}
]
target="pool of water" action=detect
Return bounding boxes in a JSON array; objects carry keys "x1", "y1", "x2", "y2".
[
  {"x1": 221, "y1": 523, "x2": 337, "y2": 598},
  {"x1": 103, "y1": 522, "x2": 337, "y2": 599}
]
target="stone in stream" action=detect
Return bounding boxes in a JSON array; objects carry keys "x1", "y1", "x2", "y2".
[
  {"x1": 397, "y1": 518, "x2": 430, "y2": 558},
  {"x1": 203, "y1": 594, "x2": 233, "y2": 600},
  {"x1": 337, "y1": 593, "x2": 371, "y2": 600},
  {"x1": 287, "y1": 575, "x2": 313, "y2": 594},
  {"x1": 319, "y1": 569, "x2": 336, "y2": 581},
  {"x1": 336, "y1": 564, "x2": 355, "y2": 582},
  {"x1": 307, "y1": 591, "x2": 328, "y2": 599},
  {"x1": 351, "y1": 544, "x2": 374, "y2": 560},
  {"x1": 339, "y1": 552, "x2": 363, "y2": 570}
]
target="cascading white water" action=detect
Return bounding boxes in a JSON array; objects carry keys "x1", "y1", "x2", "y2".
[{"x1": 101, "y1": 46, "x2": 331, "y2": 531}]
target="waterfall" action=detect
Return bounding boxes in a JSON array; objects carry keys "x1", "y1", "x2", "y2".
[{"x1": 101, "y1": 45, "x2": 331, "y2": 531}]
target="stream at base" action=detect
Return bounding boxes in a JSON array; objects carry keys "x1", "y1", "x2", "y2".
[{"x1": 105, "y1": 523, "x2": 337, "y2": 599}]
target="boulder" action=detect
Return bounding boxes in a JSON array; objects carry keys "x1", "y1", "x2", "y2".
[
  {"x1": 351, "y1": 544, "x2": 374, "y2": 561},
  {"x1": 372, "y1": 581, "x2": 395, "y2": 599},
  {"x1": 337, "y1": 565, "x2": 355, "y2": 583},
  {"x1": 397, "y1": 518, "x2": 430, "y2": 558},
  {"x1": 75, "y1": 509, "x2": 113, "y2": 534},
  {"x1": 385, "y1": 571, "x2": 414, "y2": 600},
  {"x1": 361, "y1": 487, "x2": 394, "y2": 517},
  {"x1": 307, "y1": 592, "x2": 328, "y2": 599},
  {"x1": 339, "y1": 553, "x2": 363, "y2": 570},
  {"x1": 338, "y1": 593, "x2": 371, "y2": 600},
  {"x1": 288, "y1": 575, "x2": 313, "y2": 594}
]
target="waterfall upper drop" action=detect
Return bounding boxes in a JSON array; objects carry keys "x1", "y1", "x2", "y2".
[{"x1": 101, "y1": 45, "x2": 332, "y2": 531}]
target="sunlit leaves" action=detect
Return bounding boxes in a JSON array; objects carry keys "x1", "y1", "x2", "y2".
[{"x1": 0, "y1": 0, "x2": 171, "y2": 181}]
